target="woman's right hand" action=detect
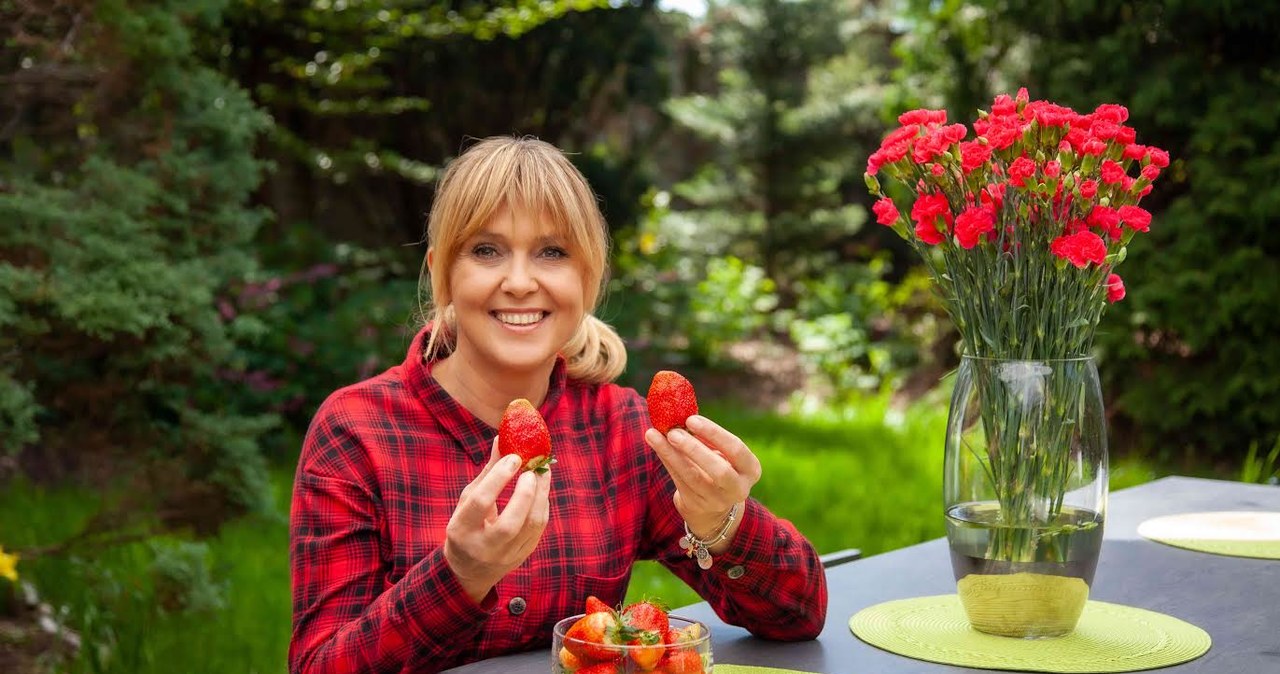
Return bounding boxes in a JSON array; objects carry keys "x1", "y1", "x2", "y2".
[{"x1": 444, "y1": 437, "x2": 552, "y2": 604}]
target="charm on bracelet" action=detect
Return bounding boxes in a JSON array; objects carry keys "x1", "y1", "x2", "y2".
[{"x1": 679, "y1": 503, "x2": 738, "y2": 570}]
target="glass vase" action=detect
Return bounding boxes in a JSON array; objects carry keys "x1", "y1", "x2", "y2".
[{"x1": 943, "y1": 356, "x2": 1108, "y2": 638}]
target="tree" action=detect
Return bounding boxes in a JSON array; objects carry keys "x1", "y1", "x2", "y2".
[
  {"x1": 215, "y1": 0, "x2": 672, "y2": 247},
  {"x1": 664, "y1": 0, "x2": 889, "y2": 287},
  {"x1": 1, "y1": 0, "x2": 274, "y2": 532}
]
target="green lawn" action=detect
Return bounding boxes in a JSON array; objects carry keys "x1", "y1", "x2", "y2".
[{"x1": 0, "y1": 393, "x2": 1160, "y2": 673}]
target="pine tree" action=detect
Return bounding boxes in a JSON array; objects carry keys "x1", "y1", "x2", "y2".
[
  {"x1": 1, "y1": 0, "x2": 274, "y2": 531},
  {"x1": 664, "y1": 0, "x2": 890, "y2": 289}
]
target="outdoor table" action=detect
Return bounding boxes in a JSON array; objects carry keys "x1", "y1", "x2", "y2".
[{"x1": 443, "y1": 476, "x2": 1280, "y2": 673}]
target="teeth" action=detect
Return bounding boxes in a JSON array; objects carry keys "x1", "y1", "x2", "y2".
[{"x1": 496, "y1": 312, "x2": 544, "y2": 326}]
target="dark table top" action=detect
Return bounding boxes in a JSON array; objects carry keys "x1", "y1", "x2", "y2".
[{"x1": 444, "y1": 476, "x2": 1280, "y2": 673}]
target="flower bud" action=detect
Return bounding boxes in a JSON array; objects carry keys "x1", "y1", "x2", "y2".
[{"x1": 864, "y1": 173, "x2": 882, "y2": 195}]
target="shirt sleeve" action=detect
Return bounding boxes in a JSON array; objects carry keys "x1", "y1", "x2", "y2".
[
  {"x1": 288, "y1": 402, "x2": 497, "y2": 674},
  {"x1": 637, "y1": 438, "x2": 828, "y2": 640}
]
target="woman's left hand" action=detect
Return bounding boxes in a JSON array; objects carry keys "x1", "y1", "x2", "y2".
[{"x1": 644, "y1": 414, "x2": 762, "y2": 553}]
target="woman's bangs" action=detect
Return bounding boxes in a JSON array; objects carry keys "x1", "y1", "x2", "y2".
[{"x1": 510, "y1": 165, "x2": 597, "y2": 265}]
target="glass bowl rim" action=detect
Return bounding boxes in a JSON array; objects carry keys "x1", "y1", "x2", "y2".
[{"x1": 552, "y1": 613, "x2": 711, "y2": 651}]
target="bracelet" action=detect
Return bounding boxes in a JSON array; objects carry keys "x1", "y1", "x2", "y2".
[{"x1": 678, "y1": 503, "x2": 739, "y2": 570}]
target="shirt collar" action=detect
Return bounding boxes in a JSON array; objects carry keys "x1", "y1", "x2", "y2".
[{"x1": 400, "y1": 325, "x2": 568, "y2": 466}]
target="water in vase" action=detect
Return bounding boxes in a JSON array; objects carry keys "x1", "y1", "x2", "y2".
[{"x1": 946, "y1": 501, "x2": 1104, "y2": 638}]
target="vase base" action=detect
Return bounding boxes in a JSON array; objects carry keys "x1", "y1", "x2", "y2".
[{"x1": 957, "y1": 571, "x2": 1089, "y2": 638}]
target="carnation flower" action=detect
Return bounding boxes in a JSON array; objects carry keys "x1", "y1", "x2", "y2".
[
  {"x1": 863, "y1": 90, "x2": 1168, "y2": 359},
  {"x1": 1106, "y1": 273, "x2": 1126, "y2": 303}
]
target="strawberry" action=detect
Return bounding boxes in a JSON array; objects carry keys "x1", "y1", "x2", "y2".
[
  {"x1": 660, "y1": 648, "x2": 704, "y2": 674},
  {"x1": 622, "y1": 600, "x2": 670, "y2": 636},
  {"x1": 646, "y1": 371, "x2": 699, "y2": 434},
  {"x1": 575, "y1": 663, "x2": 621, "y2": 674},
  {"x1": 662, "y1": 622, "x2": 703, "y2": 647},
  {"x1": 558, "y1": 646, "x2": 585, "y2": 672},
  {"x1": 498, "y1": 398, "x2": 553, "y2": 473},
  {"x1": 585, "y1": 595, "x2": 614, "y2": 615},
  {"x1": 563, "y1": 611, "x2": 626, "y2": 663},
  {"x1": 621, "y1": 600, "x2": 670, "y2": 671},
  {"x1": 626, "y1": 630, "x2": 664, "y2": 671}
]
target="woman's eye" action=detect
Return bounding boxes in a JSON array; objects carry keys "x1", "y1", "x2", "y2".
[
  {"x1": 471, "y1": 244, "x2": 500, "y2": 258},
  {"x1": 541, "y1": 246, "x2": 569, "y2": 260}
]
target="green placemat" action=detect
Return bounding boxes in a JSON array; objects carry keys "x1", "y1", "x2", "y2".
[
  {"x1": 849, "y1": 595, "x2": 1210, "y2": 673},
  {"x1": 715, "y1": 666, "x2": 817, "y2": 674},
  {"x1": 1137, "y1": 511, "x2": 1280, "y2": 559}
]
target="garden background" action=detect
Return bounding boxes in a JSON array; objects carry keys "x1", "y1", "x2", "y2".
[{"x1": 1, "y1": 0, "x2": 1277, "y2": 671}]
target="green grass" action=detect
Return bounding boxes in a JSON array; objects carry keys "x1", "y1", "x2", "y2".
[
  {"x1": 0, "y1": 470, "x2": 295, "y2": 673},
  {"x1": 626, "y1": 394, "x2": 950, "y2": 607},
  {"x1": 0, "y1": 392, "x2": 1161, "y2": 672}
]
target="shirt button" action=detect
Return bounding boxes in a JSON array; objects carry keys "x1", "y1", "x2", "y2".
[
  {"x1": 508, "y1": 596, "x2": 527, "y2": 615},
  {"x1": 726, "y1": 565, "x2": 746, "y2": 579}
]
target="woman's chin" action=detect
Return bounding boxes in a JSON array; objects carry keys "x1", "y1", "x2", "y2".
[{"x1": 491, "y1": 347, "x2": 559, "y2": 373}]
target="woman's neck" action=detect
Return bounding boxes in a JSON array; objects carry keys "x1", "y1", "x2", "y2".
[{"x1": 430, "y1": 347, "x2": 553, "y2": 428}]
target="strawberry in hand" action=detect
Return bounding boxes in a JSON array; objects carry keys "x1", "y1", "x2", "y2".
[
  {"x1": 498, "y1": 398, "x2": 553, "y2": 473},
  {"x1": 647, "y1": 371, "x2": 699, "y2": 434}
]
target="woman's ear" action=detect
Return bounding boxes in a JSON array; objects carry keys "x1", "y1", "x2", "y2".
[{"x1": 426, "y1": 248, "x2": 449, "y2": 307}]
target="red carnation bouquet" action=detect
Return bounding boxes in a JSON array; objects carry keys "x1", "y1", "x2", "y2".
[{"x1": 864, "y1": 88, "x2": 1169, "y2": 360}]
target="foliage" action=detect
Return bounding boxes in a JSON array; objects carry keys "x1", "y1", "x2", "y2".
[
  {"x1": 0, "y1": 0, "x2": 275, "y2": 525},
  {"x1": 889, "y1": 0, "x2": 1027, "y2": 120},
  {"x1": 1240, "y1": 436, "x2": 1280, "y2": 486},
  {"x1": 216, "y1": 225, "x2": 422, "y2": 460},
  {"x1": 640, "y1": 0, "x2": 935, "y2": 389},
  {"x1": 149, "y1": 540, "x2": 226, "y2": 615},
  {"x1": 215, "y1": 0, "x2": 671, "y2": 246},
  {"x1": 663, "y1": 0, "x2": 886, "y2": 286},
  {"x1": 685, "y1": 256, "x2": 777, "y2": 363},
  {"x1": 784, "y1": 255, "x2": 908, "y2": 396},
  {"x1": 955, "y1": 0, "x2": 1280, "y2": 463}
]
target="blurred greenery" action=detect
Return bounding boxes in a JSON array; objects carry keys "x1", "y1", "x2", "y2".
[{"x1": 1, "y1": 0, "x2": 1276, "y2": 670}]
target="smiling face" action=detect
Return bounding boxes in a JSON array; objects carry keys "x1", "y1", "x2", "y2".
[{"x1": 440, "y1": 202, "x2": 588, "y2": 376}]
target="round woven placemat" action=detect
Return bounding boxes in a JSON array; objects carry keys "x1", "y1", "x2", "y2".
[
  {"x1": 849, "y1": 595, "x2": 1210, "y2": 673},
  {"x1": 715, "y1": 666, "x2": 816, "y2": 674},
  {"x1": 1137, "y1": 511, "x2": 1280, "y2": 559}
]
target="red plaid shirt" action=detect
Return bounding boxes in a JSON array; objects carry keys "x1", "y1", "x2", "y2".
[{"x1": 289, "y1": 328, "x2": 828, "y2": 673}]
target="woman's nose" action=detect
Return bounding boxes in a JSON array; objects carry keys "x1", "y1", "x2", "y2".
[{"x1": 500, "y1": 257, "x2": 538, "y2": 295}]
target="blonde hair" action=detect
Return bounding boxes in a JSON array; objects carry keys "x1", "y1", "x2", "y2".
[{"x1": 419, "y1": 136, "x2": 627, "y2": 383}]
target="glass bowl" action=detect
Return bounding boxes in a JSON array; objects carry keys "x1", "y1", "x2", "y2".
[{"x1": 551, "y1": 613, "x2": 712, "y2": 674}]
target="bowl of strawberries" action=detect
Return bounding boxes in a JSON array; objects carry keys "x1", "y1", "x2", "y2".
[{"x1": 552, "y1": 596, "x2": 711, "y2": 674}]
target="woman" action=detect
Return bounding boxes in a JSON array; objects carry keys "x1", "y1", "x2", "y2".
[{"x1": 288, "y1": 136, "x2": 827, "y2": 673}]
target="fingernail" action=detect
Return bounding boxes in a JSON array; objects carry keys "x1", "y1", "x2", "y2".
[
  {"x1": 669, "y1": 428, "x2": 688, "y2": 443},
  {"x1": 686, "y1": 415, "x2": 704, "y2": 430},
  {"x1": 504, "y1": 455, "x2": 521, "y2": 470}
]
